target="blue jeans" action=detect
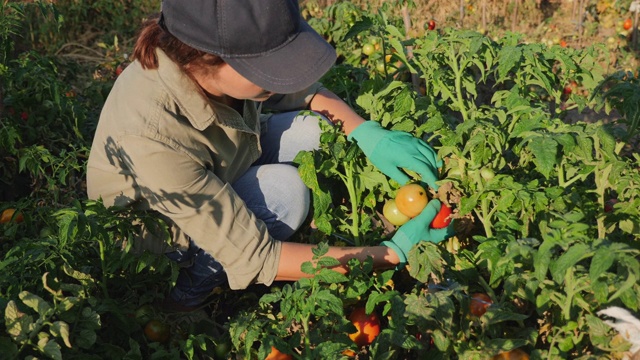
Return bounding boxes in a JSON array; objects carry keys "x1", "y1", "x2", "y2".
[{"x1": 166, "y1": 111, "x2": 326, "y2": 306}]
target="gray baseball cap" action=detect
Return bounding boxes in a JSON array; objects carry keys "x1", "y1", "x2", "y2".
[{"x1": 160, "y1": 0, "x2": 337, "y2": 94}]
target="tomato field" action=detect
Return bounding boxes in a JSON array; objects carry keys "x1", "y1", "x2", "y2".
[{"x1": 1, "y1": 1, "x2": 640, "y2": 359}]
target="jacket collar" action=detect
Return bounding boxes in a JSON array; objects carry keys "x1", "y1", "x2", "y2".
[
  {"x1": 156, "y1": 49, "x2": 216, "y2": 131},
  {"x1": 155, "y1": 49, "x2": 260, "y2": 134}
]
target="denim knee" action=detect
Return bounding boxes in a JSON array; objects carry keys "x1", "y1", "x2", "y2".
[{"x1": 232, "y1": 163, "x2": 310, "y2": 240}]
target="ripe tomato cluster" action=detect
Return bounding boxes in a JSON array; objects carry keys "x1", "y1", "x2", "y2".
[{"x1": 382, "y1": 183, "x2": 452, "y2": 228}]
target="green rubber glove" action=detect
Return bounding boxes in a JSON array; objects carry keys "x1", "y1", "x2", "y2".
[
  {"x1": 381, "y1": 199, "x2": 455, "y2": 265},
  {"x1": 348, "y1": 121, "x2": 443, "y2": 190}
]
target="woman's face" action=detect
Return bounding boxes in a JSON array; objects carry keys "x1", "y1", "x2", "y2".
[{"x1": 189, "y1": 62, "x2": 274, "y2": 102}]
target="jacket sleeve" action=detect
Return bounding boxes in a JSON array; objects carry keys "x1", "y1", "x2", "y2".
[
  {"x1": 118, "y1": 134, "x2": 282, "y2": 290},
  {"x1": 263, "y1": 82, "x2": 325, "y2": 112}
]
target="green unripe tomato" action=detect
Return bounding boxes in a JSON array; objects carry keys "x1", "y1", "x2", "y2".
[
  {"x1": 383, "y1": 199, "x2": 410, "y2": 226},
  {"x1": 362, "y1": 43, "x2": 375, "y2": 56},
  {"x1": 480, "y1": 168, "x2": 495, "y2": 181}
]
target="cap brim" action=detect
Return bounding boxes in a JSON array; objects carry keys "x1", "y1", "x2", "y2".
[{"x1": 223, "y1": 20, "x2": 336, "y2": 94}]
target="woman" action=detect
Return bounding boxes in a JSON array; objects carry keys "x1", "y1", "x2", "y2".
[{"x1": 87, "y1": 0, "x2": 452, "y2": 309}]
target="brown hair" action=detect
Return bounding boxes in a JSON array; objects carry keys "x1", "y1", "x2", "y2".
[{"x1": 133, "y1": 14, "x2": 223, "y2": 73}]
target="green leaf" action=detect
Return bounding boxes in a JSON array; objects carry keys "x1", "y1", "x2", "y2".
[
  {"x1": 619, "y1": 286, "x2": 639, "y2": 311},
  {"x1": 40, "y1": 339, "x2": 62, "y2": 360},
  {"x1": 0, "y1": 338, "x2": 19, "y2": 358},
  {"x1": 343, "y1": 17, "x2": 373, "y2": 41},
  {"x1": 19, "y1": 291, "x2": 52, "y2": 316},
  {"x1": 483, "y1": 307, "x2": 529, "y2": 325},
  {"x1": 50, "y1": 321, "x2": 72, "y2": 348},
  {"x1": 483, "y1": 338, "x2": 529, "y2": 356},
  {"x1": 315, "y1": 289, "x2": 344, "y2": 316},
  {"x1": 550, "y1": 243, "x2": 590, "y2": 284},
  {"x1": 589, "y1": 248, "x2": 615, "y2": 282},
  {"x1": 591, "y1": 279, "x2": 609, "y2": 304},
  {"x1": 527, "y1": 135, "x2": 558, "y2": 178},
  {"x1": 608, "y1": 273, "x2": 636, "y2": 303},
  {"x1": 5, "y1": 300, "x2": 34, "y2": 341},
  {"x1": 497, "y1": 45, "x2": 522, "y2": 80},
  {"x1": 296, "y1": 151, "x2": 319, "y2": 191},
  {"x1": 315, "y1": 268, "x2": 349, "y2": 284},
  {"x1": 301, "y1": 261, "x2": 315, "y2": 275},
  {"x1": 407, "y1": 243, "x2": 443, "y2": 283}
]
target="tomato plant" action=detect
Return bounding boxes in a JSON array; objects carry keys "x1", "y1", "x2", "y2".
[
  {"x1": 2, "y1": 2, "x2": 640, "y2": 360},
  {"x1": 144, "y1": 320, "x2": 170, "y2": 343},
  {"x1": 395, "y1": 183, "x2": 429, "y2": 218},
  {"x1": 430, "y1": 204, "x2": 452, "y2": 229},
  {"x1": 383, "y1": 198, "x2": 410, "y2": 226},
  {"x1": 348, "y1": 307, "x2": 381, "y2": 347},
  {"x1": 469, "y1": 293, "x2": 492, "y2": 317}
]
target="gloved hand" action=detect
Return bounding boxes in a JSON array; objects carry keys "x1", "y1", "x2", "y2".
[
  {"x1": 382, "y1": 199, "x2": 454, "y2": 265},
  {"x1": 348, "y1": 121, "x2": 442, "y2": 190}
]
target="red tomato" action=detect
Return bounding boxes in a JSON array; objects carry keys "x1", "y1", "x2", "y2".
[
  {"x1": 395, "y1": 183, "x2": 429, "y2": 218},
  {"x1": 427, "y1": 20, "x2": 436, "y2": 30},
  {"x1": 559, "y1": 39, "x2": 567, "y2": 48},
  {"x1": 144, "y1": 319, "x2": 170, "y2": 343},
  {"x1": 624, "y1": 18, "x2": 633, "y2": 31},
  {"x1": 604, "y1": 198, "x2": 618, "y2": 212},
  {"x1": 342, "y1": 349, "x2": 357, "y2": 357},
  {"x1": 491, "y1": 348, "x2": 530, "y2": 360},
  {"x1": 470, "y1": 293, "x2": 492, "y2": 317},
  {"x1": 430, "y1": 204, "x2": 452, "y2": 229},
  {"x1": 383, "y1": 199, "x2": 410, "y2": 226},
  {"x1": 20, "y1": 112, "x2": 28, "y2": 121},
  {"x1": 265, "y1": 346, "x2": 292, "y2": 360},
  {"x1": 348, "y1": 307, "x2": 381, "y2": 347}
]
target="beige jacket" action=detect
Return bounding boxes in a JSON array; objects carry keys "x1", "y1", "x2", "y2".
[{"x1": 87, "y1": 49, "x2": 323, "y2": 289}]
